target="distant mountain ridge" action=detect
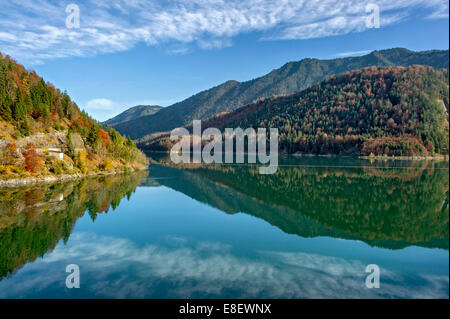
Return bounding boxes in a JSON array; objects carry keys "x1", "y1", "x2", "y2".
[
  {"x1": 140, "y1": 65, "x2": 449, "y2": 157},
  {"x1": 200, "y1": 65, "x2": 449, "y2": 156},
  {"x1": 104, "y1": 105, "x2": 162, "y2": 126},
  {"x1": 111, "y1": 48, "x2": 449, "y2": 139}
]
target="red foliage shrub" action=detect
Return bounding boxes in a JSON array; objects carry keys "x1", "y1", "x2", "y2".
[
  {"x1": 23, "y1": 143, "x2": 43, "y2": 173},
  {"x1": 98, "y1": 129, "x2": 110, "y2": 142}
]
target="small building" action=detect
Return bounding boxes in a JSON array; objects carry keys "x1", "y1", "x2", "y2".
[{"x1": 47, "y1": 148, "x2": 64, "y2": 160}]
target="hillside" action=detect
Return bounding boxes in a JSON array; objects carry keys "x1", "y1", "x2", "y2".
[
  {"x1": 140, "y1": 65, "x2": 449, "y2": 157},
  {"x1": 112, "y1": 48, "x2": 449, "y2": 139},
  {"x1": 104, "y1": 104, "x2": 162, "y2": 126},
  {"x1": 0, "y1": 53, "x2": 148, "y2": 182}
]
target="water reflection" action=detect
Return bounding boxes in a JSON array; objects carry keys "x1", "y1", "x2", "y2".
[
  {"x1": 0, "y1": 156, "x2": 448, "y2": 298},
  {"x1": 0, "y1": 172, "x2": 147, "y2": 280},
  {"x1": 148, "y1": 155, "x2": 449, "y2": 250},
  {"x1": 1, "y1": 232, "x2": 447, "y2": 298}
]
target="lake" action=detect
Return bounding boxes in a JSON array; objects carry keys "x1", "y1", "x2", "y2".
[{"x1": 0, "y1": 156, "x2": 448, "y2": 298}]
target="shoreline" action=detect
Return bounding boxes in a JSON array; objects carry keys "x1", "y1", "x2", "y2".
[
  {"x1": 290, "y1": 153, "x2": 449, "y2": 161},
  {"x1": 358, "y1": 155, "x2": 449, "y2": 161},
  {"x1": 144, "y1": 150, "x2": 449, "y2": 161},
  {"x1": 0, "y1": 167, "x2": 148, "y2": 188}
]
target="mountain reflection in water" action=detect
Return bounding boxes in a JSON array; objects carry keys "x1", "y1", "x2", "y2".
[{"x1": 0, "y1": 156, "x2": 448, "y2": 298}]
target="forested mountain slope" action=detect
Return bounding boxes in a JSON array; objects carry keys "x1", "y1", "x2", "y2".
[
  {"x1": 141, "y1": 65, "x2": 449, "y2": 156},
  {"x1": 113, "y1": 48, "x2": 449, "y2": 139}
]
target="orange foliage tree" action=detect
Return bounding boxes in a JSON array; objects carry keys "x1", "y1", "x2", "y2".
[
  {"x1": 23, "y1": 143, "x2": 43, "y2": 173},
  {"x1": 98, "y1": 128, "x2": 110, "y2": 142}
]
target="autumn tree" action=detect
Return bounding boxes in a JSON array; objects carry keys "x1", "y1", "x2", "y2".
[{"x1": 23, "y1": 143, "x2": 43, "y2": 173}]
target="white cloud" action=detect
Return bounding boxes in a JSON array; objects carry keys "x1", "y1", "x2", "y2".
[
  {"x1": 83, "y1": 98, "x2": 121, "y2": 121},
  {"x1": 426, "y1": 2, "x2": 450, "y2": 20},
  {"x1": 335, "y1": 49, "x2": 372, "y2": 57},
  {"x1": 197, "y1": 37, "x2": 233, "y2": 50},
  {"x1": 85, "y1": 98, "x2": 118, "y2": 111},
  {"x1": 0, "y1": 0, "x2": 448, "y2": 63}
]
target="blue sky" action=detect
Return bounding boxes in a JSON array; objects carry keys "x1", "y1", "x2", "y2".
[{"x1": 0, "y1": 0, "x2": 448, "y2": 121}]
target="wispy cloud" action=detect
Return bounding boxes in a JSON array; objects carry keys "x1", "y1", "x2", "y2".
[
  {"x1": 335, "y1": 49, "x2": 372, "y2": 57},
  {"x1": 0, "y1": 0, "x2": 448, "y2": 64},
  {"x1": 83, "y1": 98, "x2": 120, "y2": 121},
  {"x1": 85, "y1": 98, "x2": 118, "y2": 111}
]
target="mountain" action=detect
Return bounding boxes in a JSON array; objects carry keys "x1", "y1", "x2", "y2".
[
  {"x1": 112, "y1": 48, "x2": 449, "y2": 139},
  {"x1": 140, "y1": 65, "x2": 449, "y2": 156},
  {"x1": 104, "y1": 104, "x2": 162, "y2": 127},
  {"x1": 0, "y1": 53, "x2": 147, "y2": 181}
]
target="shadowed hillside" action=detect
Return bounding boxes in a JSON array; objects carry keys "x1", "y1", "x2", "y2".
[{"x1": 104, "y1": 105, "x2": 162, "y2": 127}]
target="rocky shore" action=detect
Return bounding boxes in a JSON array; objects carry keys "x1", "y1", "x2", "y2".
[{"x1": 0, "y1": 168, "x2": 147, "y2": 188}]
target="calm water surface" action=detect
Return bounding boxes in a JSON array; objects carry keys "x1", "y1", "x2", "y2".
[{"x1": 0, "y1": 156, "x2": 448, "y2": 298}]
